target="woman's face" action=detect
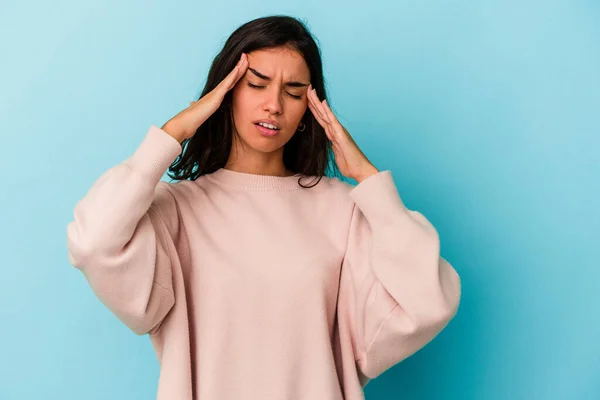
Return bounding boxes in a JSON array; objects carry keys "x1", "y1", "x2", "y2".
[{"x1": 231, "y1": 46, "x2": 310, "y2": 154}]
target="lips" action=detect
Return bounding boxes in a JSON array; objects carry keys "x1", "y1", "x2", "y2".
[
  {"x1": 253, "y1": 119, "x2": 281, "y2": 130},
  {"x1": 254, "y1": 122, "x2": 280, "y2": 137}
]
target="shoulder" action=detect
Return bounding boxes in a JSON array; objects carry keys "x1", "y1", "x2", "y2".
[
  {"x1": 315, "y1": 174, "x2": 356, "y2": 195},
  {"x1": 308, "y1": 175, "x2": 359, "y2": 213},
  {"x1": 155, "y1": 178, "x2": 203, "y2": 203},
  {"x1": 310, "y1": 175, "x2": 363, "y2": 236}
]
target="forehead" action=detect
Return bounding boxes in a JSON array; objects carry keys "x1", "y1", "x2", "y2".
[{"x1": 247, "y1": 47, "x2": 310, "y2": 79}]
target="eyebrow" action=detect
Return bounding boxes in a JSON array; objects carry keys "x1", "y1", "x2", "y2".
[{"x1": 248, "y1": 67, "x2": 309, "y2": 87}]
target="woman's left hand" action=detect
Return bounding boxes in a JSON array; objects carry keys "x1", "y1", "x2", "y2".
[{"x1": 307, "y1": 84, "x2": 379, "y2": 183}]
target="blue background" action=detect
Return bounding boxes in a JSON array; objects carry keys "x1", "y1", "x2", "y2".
[{"x1": 1, "y1": 1, "x2": 598, "y2": 399}]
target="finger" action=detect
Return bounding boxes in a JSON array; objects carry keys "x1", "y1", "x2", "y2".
[
  {"x1": 308, "y1": 88, "x2": 330, "y2": 124},
  {"x1": 232, "y1": 54, "x2": 249, "y2": 87},
  {"x1": 309, "y1": 106, "x2": 329, "y2": 137},
  {"x1": 307, "y1": 95, "x2": 329, "y2": 129},
  {"x1": 308, "y1": 102, "x2": 338, "y2": 143},
  {"x1": 307, "y1": 99, "x2": 335, "y2": 140},
  {"x1": 219, "y1": 53, "x2": 247, "y2": 92},
  {"x1": 318, "y1": 98, "x2": 347, "y2": 142},
  {"x1": 308, "y1": 90, "x2": 340, "y2": 141},
  {"x1": 321, "y1": 99, "x2": 342, "y2": 129},
  {"x1": 311, "y1": 89, "x2": 332, "y2": 125},
  {"x1": 306, "y1": 85, "x2": 335, "y2": 135},
  {"x1": 306, "y1": 87, "x2": 321, "y2": 115}
]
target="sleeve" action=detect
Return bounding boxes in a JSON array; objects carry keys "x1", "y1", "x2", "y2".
[
  {"x1": 66, "y1": 125, "x2": 184, "y2": 335},
  {"x1": 339, "y1": 170, "x2": 461, "y2": 380}
]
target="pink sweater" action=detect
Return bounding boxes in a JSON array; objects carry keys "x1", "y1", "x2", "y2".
[{"x1": 66, "y1": 125, "x2": 461, "y2": 399}]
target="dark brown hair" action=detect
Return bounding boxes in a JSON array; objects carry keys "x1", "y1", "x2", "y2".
[{"x1": 167, "y1": 15, "x2": 341, "y2": 188}]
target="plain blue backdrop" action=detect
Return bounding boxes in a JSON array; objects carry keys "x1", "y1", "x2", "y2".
[{"x1": 1, "y1": 1, "x2": 598, "y2": 399}]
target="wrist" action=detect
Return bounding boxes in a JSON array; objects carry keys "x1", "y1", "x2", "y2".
[
  {"x1": 354, "y1": 165, "x2": 379, "y2": 183},
  {"x1": 161, "y1": 121, "x2": 186, "y2": 143}
]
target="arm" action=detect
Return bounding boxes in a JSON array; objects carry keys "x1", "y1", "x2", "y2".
[
  {"x1": 340, "y1": 170, "x2": 461, "y2": 379},
  {"x1": 66, "y1": 126, "x2": 183, "y2": 335}
]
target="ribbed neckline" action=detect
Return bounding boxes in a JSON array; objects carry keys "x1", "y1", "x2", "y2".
[{"x1": 205, "y1": 167, "x2": 316, "y2": 191}]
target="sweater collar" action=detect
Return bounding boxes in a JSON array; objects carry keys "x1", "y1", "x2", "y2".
[{"x1": 206, "y1": 167, "x2": 315, "y2": 191}]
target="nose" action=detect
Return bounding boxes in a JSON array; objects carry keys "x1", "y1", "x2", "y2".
[{"x1": 262, "y1": 87, "x2": 283, "y2": 115}]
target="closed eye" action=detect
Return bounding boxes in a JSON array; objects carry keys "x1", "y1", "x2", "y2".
[{"x1": 247, "y1": 82, "x2": 302, "y2": 100}]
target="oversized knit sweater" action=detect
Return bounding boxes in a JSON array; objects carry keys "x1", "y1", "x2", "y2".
[{"x1": 66, "y1": 125, "x2": 461, "y2": 400}]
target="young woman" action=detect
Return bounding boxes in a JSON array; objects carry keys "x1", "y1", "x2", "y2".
[{"x1": 67, "y1": 15, "x2": 461, "y2": 400}]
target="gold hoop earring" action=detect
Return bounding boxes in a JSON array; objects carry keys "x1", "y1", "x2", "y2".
[{"x1": 297, "y1": 122, "x2": 306, "y2": 132}]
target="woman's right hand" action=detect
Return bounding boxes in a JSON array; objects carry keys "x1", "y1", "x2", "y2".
[{"x1": 161, "y1": 53, "x2": 249, "y2": 143}]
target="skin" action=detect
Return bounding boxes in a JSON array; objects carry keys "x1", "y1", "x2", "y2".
[
  {"x1": 306, "y1": 84, "x2": 379, "y2": 183},
  {"x1": 164, "y1": 46, "x2": 379, "y2": 183},
  {"x1": 227, "y1": 47, "x2": 311, "y2": 177},
  {"x1": 227, "y1": 46, "x2": 379, "y2": 183}
]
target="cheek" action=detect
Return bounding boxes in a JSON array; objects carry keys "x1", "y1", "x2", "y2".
[
  {"x1": 231, "y1": 91, "x2": 249, "y2": 131},
  {"x1": 232, "y1": 89, "x2": 260, "y2": 117},
  {"x1": 287, "y1": 100, "x2": 308, "y2": 123}
]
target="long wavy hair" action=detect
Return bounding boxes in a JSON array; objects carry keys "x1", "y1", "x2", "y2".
[{"x1": 166, "y1": 15, "x2": 341, "y2": 188}]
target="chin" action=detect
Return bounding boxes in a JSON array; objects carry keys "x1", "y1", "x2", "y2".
[{"x1": 236, "y1": 124, "x2": 294, "y2": 152}]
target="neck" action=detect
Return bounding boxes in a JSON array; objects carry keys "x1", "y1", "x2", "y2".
[
  {"x1": 225, "y1": 138, "x2": 293, "y2": 177},
  {"x1": 224, "y1": 163, "x2": 294, "y2": 177}
]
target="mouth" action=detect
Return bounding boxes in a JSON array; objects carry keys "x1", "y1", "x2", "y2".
[{"x1": 254, "y1": 120, "x2": 281, "y2": 137}]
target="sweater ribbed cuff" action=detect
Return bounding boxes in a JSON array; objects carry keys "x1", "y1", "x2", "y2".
[
  {"x1": 348, "y1": 170, "x2": 407, "y2": 228},
  {"x1": 128, "y1": 125, "x2": 183, "y2": 184}
]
